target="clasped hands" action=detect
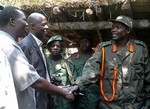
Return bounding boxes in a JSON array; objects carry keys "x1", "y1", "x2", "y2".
[
  {"x1": 59, "y1": 85, "x2": 150, "y2": 109},
  {"x1": 58, "y1": 85, "x2": 79, "y2": 101}
]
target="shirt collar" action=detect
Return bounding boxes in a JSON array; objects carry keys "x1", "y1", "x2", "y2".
[
  {"x1": 0, "y1": 30, "x2": 16, "y2": 41},
  {"x1": 112, "y1": 40, "x2": 134, "y2": 53},
  {"x1": 30, "y1": 33, "x2": 43, "y2": 46}
]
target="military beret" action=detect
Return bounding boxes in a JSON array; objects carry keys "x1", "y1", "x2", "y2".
[{"x1": 47, "y1": 35, "x2": 63, "y2": 45}]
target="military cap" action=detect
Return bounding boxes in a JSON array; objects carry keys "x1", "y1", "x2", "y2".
[
  {"x1": 110, "y1": 15, "x2": 133, "y2": 29},
  {"x1": 47, "y1": 35, "x2": 63, "y2": 45}
]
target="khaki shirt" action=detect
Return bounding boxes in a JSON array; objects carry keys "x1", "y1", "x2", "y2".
[
  {"x1": 70, "y1": 50, "x2": 93, "y2": 80},
  {"x1": 76, "y1": 39, "x2": 150, "y2": 109},
  {"x1": 47, "y1": 57, "x2": 74, "y2": 86}
]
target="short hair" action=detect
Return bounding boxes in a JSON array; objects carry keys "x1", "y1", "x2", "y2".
[{"x1": 0, "y1": 6, "x2": 20, "y2": 26}]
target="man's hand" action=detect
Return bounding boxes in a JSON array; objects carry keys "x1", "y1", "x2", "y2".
[
  {"x1": 68, "y1": 85, "x2": 79, "y2": 95},
  {"x1": 58, "y1": 85, "x2": 79, "y2": 101},
  {"x1": 61, "y1": 86, "x2": 75, "y2": 101}
]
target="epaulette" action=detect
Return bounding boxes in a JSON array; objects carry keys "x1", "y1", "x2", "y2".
[
  {"x1": 133, "y1": 40, "x2": 146, "y2": 48},
  {"x1": 99, "y1": 41, "x2": 112, "y2": 48},
  {"x1": 66, "y1": 58, "x2": 74, "y2": 65}
]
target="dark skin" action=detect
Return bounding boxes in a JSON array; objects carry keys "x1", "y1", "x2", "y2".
[
  {"x1": 111, "y1": 22, "x2": 130, "y2": 50},
  {"x1": 69, "y1": 22, "x2": 150, "y2": 109},
  {"x1": 27, "y1": 12, "x2": 48, "y2": 42},
  {"x1": 79, "y1": 38, "x2": 93, "y2": 55},
  {"x1": 0, "y1": 9, "x2": 28, "y2": 41},
  {"x1": 48, "y1": 41, "x2": 63, "y2": 63},
  {"x1": 0, "y1": 9, "x2": 74, "y2": 101},
  {"x1": 26, "y1": 13, "x2": 74, "y2": 100},
  {"x1": 68, "y1": 22, "x2": 132, "y2": 88}
]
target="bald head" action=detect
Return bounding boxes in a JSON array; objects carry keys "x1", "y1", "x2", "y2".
[
  {"x1": 27, "y1": 12, "x2": 46, "y2": 24},
  {"x1": 27, "y1": 12, "x2": 48, "y2": 40}
]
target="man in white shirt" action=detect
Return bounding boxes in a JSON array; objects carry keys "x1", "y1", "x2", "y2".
[
  {"x1": 0, "y1": 6, "x2": 74, "y2": 109},
  {"x1": 0, "y1": 48, "x2": 19, "y2": 109}
]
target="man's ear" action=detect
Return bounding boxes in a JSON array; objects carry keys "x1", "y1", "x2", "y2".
[
  {"x1": 10, "y1": 18, "x2": 15, "y2": 25},
  {"x1": 126, "y1": 28, "x2": 131, "y2": 34},
  {"x1": 30, "y1": 23, "x2": 35, "y2": 29}
]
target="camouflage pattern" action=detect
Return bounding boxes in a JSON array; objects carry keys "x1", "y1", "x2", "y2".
[
  {"x1": 110, "y1": 15, "x2": 133, "y2": 29},
  {"x1": 76, "y1": 39, "x2": 150, "y2": 109},
  {"x1": 47, "y1": 57, "x2": 74, "y2": 109},
  {"x1": 47, "y1": 35, "x2": 63, "y2": 45},
  {"x1": 70, "y1": 50, "x2": 100, "y2": 109}
]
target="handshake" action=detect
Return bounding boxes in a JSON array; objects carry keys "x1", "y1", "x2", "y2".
[{"x1": 60, "y1": 85, "x2": 84, "y2": 101}]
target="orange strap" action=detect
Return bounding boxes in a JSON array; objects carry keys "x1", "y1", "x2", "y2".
[
  {"x1": 113, "y1": 44, "x2": 117, "y2": 53},
  {"x1": 100, "y1": 47, "x2": 117, "y2": 102},
  {"x1": 76, "y1": 53, "x2": 80, "y2": 59},
  {"x1": 94, "y1": 44, "x2": 99, "y2": 53},
  {"x1": 113, "y1": 43, "x2": 134, "y2": 53},
  {"x1": 129, "y1": 43, "x2": 134, "y2": 52}
]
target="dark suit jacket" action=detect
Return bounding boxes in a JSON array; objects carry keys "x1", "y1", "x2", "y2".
[{"x1": 20, "y1": 33, "x2": 52, "y2": 109}]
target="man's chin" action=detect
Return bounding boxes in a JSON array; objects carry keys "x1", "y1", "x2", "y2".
[
  {"x1": 52, "y1": 53, "x2": 59, "y2": 56},
  {"x1": 112, "y1": 37, "x2": 124, "y2": 42},
  {"x1": 112, "y1": 38, "x2": 119, "y2": 41}
]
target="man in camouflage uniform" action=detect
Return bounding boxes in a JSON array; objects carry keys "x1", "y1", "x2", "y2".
[
  {"x1": 46, "y1": 35, "x2": 75, "y2": 109},
  {"x1": 69, "y1": 36, "x2": 100, "y2": 109},
  {"x1": 70, "y1": 15, "x2": 150, "y2": 109}
]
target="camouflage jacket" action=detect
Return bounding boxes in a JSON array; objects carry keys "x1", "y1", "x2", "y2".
[{"x1": 76, "y1": 39, "x2": 150, "y2": 109}]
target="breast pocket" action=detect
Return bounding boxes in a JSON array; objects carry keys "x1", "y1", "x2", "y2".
[
  {"x1": 131, "y1": 61, "x2": 144, "y2": 80},
  {"x1": 101, "y1": 63, "x2": 120, "y2": 99},
  {"x1": 104, "y1": 62, "x2": 118, "y2": 80}
]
